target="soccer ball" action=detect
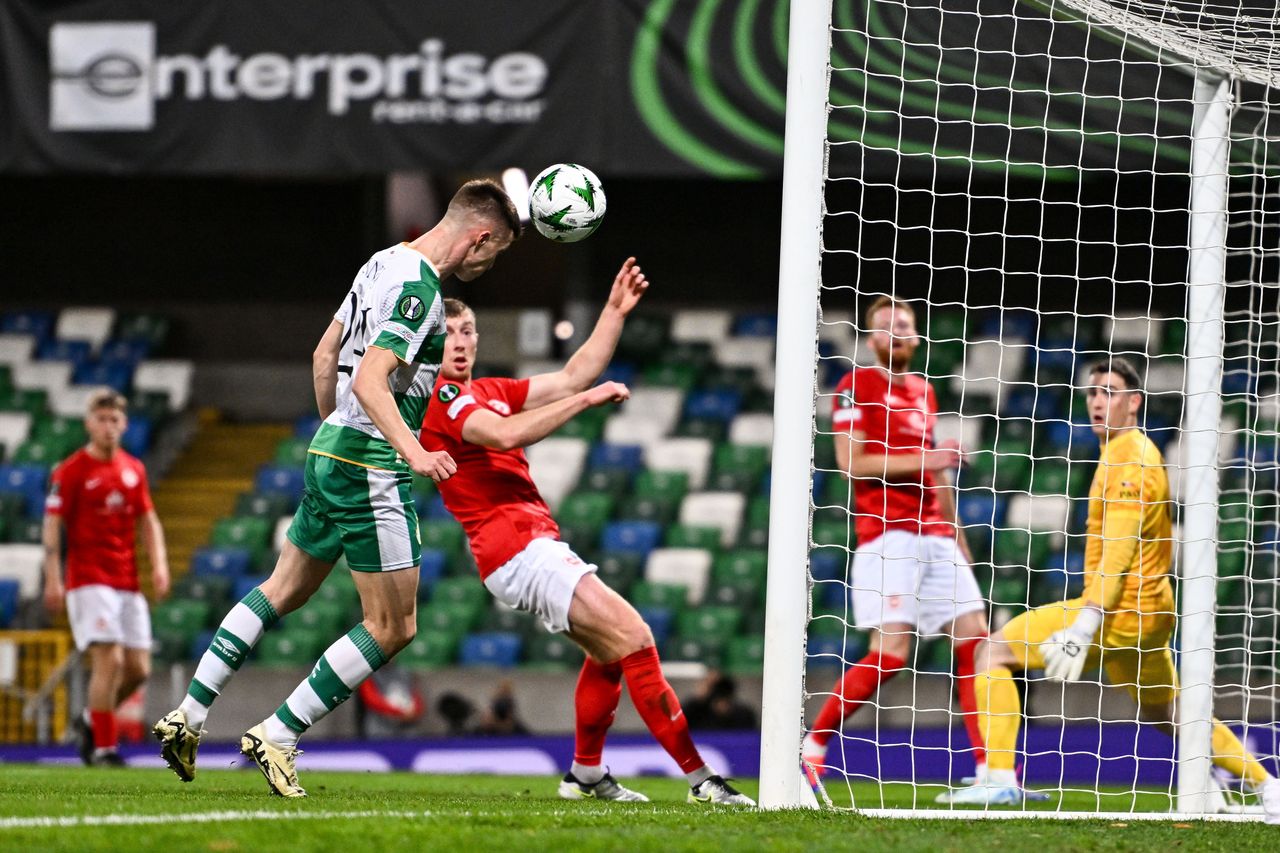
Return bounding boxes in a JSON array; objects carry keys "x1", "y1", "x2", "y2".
[{"x1": 528, "y1": 163, "x2": 607, "y2": 243}]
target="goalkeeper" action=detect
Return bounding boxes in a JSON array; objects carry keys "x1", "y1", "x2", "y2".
[{"x1": 941, "y1": 357, "x2": 1278, "y2": 813}]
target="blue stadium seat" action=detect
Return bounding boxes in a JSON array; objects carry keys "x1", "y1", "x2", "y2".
[
  {"x1": 38, "y1": 339, "x2": 93, "y2": 368},
  {"x1": 810, "y1": 547, "x2": 845, "y2": 582},
  {"x1": 190, "y1": 547, "x2": 251, "y2": 579},
  {"x1": 733, "y1": 313, "x2": 777, "y2": 338},
  {"x1": 419, "y1": 549, "x2": 447, "y2": 590},
  {"x1": 458, "y1": 632, "x2": 522, "y2": 667},
  {"x1": 810, "y1": 470, "x2": 828, "y2": 501},
  {"x1": 600, "y1": 520, "x2": 662, "y2": 558},
  {"x1": 99, "y1": 339, "x2": 151, "y2": 365},
  {"x1": 958, "y1": 493, "x2": 1005, "y2": 529},
  {"x1": 600, "y1": 361, "x2": 637, "y2": 386},
  {"x1": 1034, "y1": 339, "x2": 1077, "y2": 372},
  {"x1": 980, "y1": 308, "x2": 1037, "y2": 340},
  {"x1": 189, "y1": 629, "x2": 216, "y2": 662},
  {"x1": 636, "y1": 605, "x2": 674, "y2": 646},
  {"x1": 122, "y1": 415, "x2": 152, "y2": 456},
  {"x1": 418, "y1": 493, "x2": 452, "y2": 521},
  {"x1": 255, "y1": 466, "x2": 306, "y2": 502},
  {"x1": 294, "y1": 415, "x2": 323, "y2": 439},
  {"x1": 1, "y1": 310, "x2": 54, "y2": 343},
  {"x1": 74, "y1": 362, "x2": 133, "y2": 394},
  {"x1": 684, "y1": 389, "x2": 741, "y2": 423},
  {"x1": 806, "y1": 635, "x2": 852, "y2": 667},
  {"x1": 0, "y1": 578, "x2": 19, "y2": 628},
  {"x1": 588, "y1": 443, "x2": 644, "y2": 473},
  {"x1": 0, "y1": 464, "x2": 49, "y2": 517},
  {"x1": 231, "y1": 574, "x2": 270, "y2": 603},
  {"x1": 1043, "y1": 419, "x2": 1096, "y2": 451}
]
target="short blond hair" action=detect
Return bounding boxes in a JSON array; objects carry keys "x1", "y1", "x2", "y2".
[
  {"x1": 88, "y1": 388, "x2": 127, "y2": 414},
  {"x1": 864, "y1": 295, "x2": 914, "y2": 329}
]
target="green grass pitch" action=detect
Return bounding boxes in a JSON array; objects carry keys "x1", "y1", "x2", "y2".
[{"x1": 0, "y1": 766, "x2": 1272, "y2": 852}]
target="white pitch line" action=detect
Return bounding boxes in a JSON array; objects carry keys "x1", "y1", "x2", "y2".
[{"x1": 0, "y1": 810, "x2": 432, "y2": 830}]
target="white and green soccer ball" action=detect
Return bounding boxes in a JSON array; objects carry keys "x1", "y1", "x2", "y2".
[{"x1": 528, "y1": 163, "x2": 606, "y2": 243}]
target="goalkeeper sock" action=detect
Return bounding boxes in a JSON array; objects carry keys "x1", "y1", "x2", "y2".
[
  {"x1": 573, "y1": 657, "x2": 623, "y2": 770},
  {"x1": 1211, "y1": 718, "x2": 1272, "y2": 787},
  {"x1": 809, "y1": 650, "x2": 906, "y2": 748},
  {"x1": 181, "y1": 587, "x2": 279, "y2": 730},
  {"x1": 975, "y1": 666, "x2": 1020, "y2": 773},
  {"x1": 954, "y1": 635, "x2": 988, "y2": 768},
  {"x1": 619, "y1": 645, "x2": 704, "y2": 774},
  {"x1": 267, "y1": 624, "x2": 388, "y2": 747}
]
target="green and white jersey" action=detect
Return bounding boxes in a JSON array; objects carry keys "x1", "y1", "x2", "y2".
[{"x1": 309, "y1": 244, "x2": 446, "y2": 471}]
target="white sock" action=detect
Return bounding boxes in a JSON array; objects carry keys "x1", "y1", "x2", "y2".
[
  {"x1": 263, "y1": 712, "x2": 299, "y2": 748},
  {"x1": 183, "y1": 588, "x2": 279, "y2": 731},
  {"x1": 686, "y1": 765, "x2": 714, "y2": 787},
  {"x1": 270, "y1": 625, "x2": 386, "y2": 746},
  {"x1": 986, "y1": 768, "x2": 1018, "y2": 787},
  {"x1": 571, "y1": 762, "x2": 605, "y2": 784},
  {"x1": 802, "y1": 733, "x2": 827, "y2": 758}
]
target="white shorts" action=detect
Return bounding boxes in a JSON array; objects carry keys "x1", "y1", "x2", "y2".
[
  {"x1": 483, "y1": 537, "x2": 597, "y2": 634},
  {"x1": 850, "y1": 529, "x2": 984, "y2": 636},
  {"x1": 65, "y1": 584, "x2": 152, "y2": 652}
]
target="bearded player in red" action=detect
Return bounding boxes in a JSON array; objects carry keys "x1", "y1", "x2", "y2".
[
  {"x1": 802, "y1": 296, "x2": 992, "y2": 788},
  {"x1": 43, "y1": 389, "x2": 170, "y2": 766},
  {"x1": 420, "y1": 259, "x2": 753, "y2": 806}
]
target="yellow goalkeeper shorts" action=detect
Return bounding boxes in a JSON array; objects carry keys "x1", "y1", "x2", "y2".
[{"x1": 999, "y1": 598, "x2": 1178, "y2": 706}]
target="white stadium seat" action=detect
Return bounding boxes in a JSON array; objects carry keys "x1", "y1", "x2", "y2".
[
  {"x1": 728, "y1": 413, "x2": 773, "y2": 447},
  {"x1": 526, "y1": 437, "x2": 588, "y2": 512},
  {"x1": 644, "y1": 547, "x2": 713, "y2": 606},
  {"x1": 714, "y1": 337, "x2": 774, "y2": 375},
  {"x1": 603, "y1": 414, "x2": 669, "y2": 450},
  {"x1": 1105, "y1": 315, "x2": 1164, "y2": 353},
  {"x1": 1005, "y1": 493, "x2": 1071, "y2": 534},
  {"x1": 679, "y1": 491, "x2": 746, "y2": 548},
  {"x1": 0, "y1": 544, "x2": 45, "y2": 599},
  {"x1": 0, "y1": 334, "x2": 35, "y2": 367},
  {"x1": 622, "y1": 388, "x2": 684, "y2": 435},
  {"x1": 645, "y1": 437, "x2": 713, "y2": 490},
  {"x1": 950, "y1": 338, "x2": 1026, "y2": 406},
  {"x1": 932, "y1": 413, "x2": 983, "y2": 453},
  {"x1": 1144, "y1": 359, "x2": 1185, "y2": 396},
  {"x1": 56, "y1": 307, "x2": 117, "y2": 353},
  {"x1": 49, "y1": 385, "x2": 102, "y2": 419},
  {"x1": 0, "y1": 412, "x2": 33, "y2": 458},
  {"x1": 133, "y1": 359, "x2": 195, "y2": 410},
  {"x1": 670, "y1": 310, "x2": 732, "y2": 344},
  {"x1": 274, "y1": 516, "x2": 293, "y2": 550},
  {"x1": 818, "y1": 310, "x2": 857, "y2": 349},
  {"x1": 12, "y1": 361, "x2": 73, "y2": 395}
]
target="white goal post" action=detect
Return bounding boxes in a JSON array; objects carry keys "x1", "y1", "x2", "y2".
[{"x1": 763, "y1": 0, "x2": 1279, "y2": 817}]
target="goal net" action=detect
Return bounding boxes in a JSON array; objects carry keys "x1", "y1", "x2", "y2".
[{"x1": 761, "y1": 0, "x2": 1280, "y2": 817}]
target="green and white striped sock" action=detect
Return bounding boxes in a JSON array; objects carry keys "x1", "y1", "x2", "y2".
[
  {"x1": 180, "y1": 587, "x2": 278, "y2": 730},
  {"x1": 264, "y1": 624, "x2": 387, "y2": 747}
]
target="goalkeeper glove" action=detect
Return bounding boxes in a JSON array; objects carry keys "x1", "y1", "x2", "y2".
[{"x1": 1039, "y1": 608, "x2": 1103, "y2": 683}]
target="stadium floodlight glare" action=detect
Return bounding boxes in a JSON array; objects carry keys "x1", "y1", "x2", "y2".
[
  {"x1": 764, "y1": 0, "x2": 1280, "y2": 821},
  {"x1": 502, "y1": 167, "x2": 531, "y2": 224}
]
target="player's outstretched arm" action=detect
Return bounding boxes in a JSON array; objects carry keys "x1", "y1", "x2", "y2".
[
  {"x1": 313, "y1": 319, "x2": 344, "y2": 420},
  {"x1": 525, "y1": 257, "x2": 648, "y2": 409},
  {"x1": 354, "y1": 345, "x2": 457, "y2": 482},
  {"x1": 462, "y1": 382, "x2": 630, "y2": 451}
]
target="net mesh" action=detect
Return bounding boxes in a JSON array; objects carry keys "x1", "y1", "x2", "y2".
[{"x1": 805, "y1": 0, "x2": 1279, "y2": 815}]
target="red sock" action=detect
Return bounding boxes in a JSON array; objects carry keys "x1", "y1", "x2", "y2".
[
  {"x1": 574, "y1": 658, "x2": 623, "y2": 767},
  {"x1": 89, "y1": 709, "x2": 117, "y2": 751},
  {"x1": 619, "y1": 646, "x2": 704, "y2": 774},
  {"x1": 809, "y1": 651, "x2": 906, "y2": 748},
  {"x1": 954, "y1": 636, "x2": 987, "y2": 768}
]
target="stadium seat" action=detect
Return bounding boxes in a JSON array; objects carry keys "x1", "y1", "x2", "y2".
[
  {"x1": 1, "y1": 311, "x2": 54, "y2": 343},
  {"x1": 254, "y1": 466, "x2": 306, "y2": 504},
  {"x1": 430, "y1": 577, "x2": 487, "y2": 612},
  {"x1": 713, "y1": 549, "x2": 767, "y2": 591},
  {"x1": 459, "y1": 632, "x2": 522, "y2": 667},
  {"x1": 172, "y1": 574, "x2": 232, "y2": 611},
  {"x1": 644, "y1": 437, "x2": 713, "y2": 490},
  {"x1": 615, "y1": 494, "x2": 679, "y2": 525},
  {"x1": 74, "y1": 362, "x2": 134, "y2": 397},
  {"x1": 399, "y1": 632, "x2": 458, "y2": 669},
  {"x1": 587, "y1": 442, "x2": 645, "y2": 473},
  {"x1": 554, "y1": 407, "x2": 607, "y2": 442},
  {"x1": 725, "y1": 634, "x2": 765, "y2": 674},
  {"x1": 0, "y1": 578, "x2": 19, "y2": 628},
  {"x1": 603, "y1": 414, "x2": 669, "y2": 450},
  {"x1": 133, "y1": 360, "x2": 194, "y2": 410},
  {"x1": 1106, "y1": 315, "x2": 1163, "y2": 352},
  {"x1": 313, "y1": 571, "x2": 359, "y2": 609},
  {"x1": 684, "y1": 389, "x2": 741, "y2": 424},
  {"x1": 714, "y1": 337, "x2": 774, "y2": 377},
  {"x1": 210, "y1": 517, "x2": 272, "y2": 563},
  {"x1": 272, "y1": 516, "x2": 292, "y2": 550},
  {"x1": 809, "y1": 547, "x2": 847, "y2": 584},
  {"x1": 594, "y1": 551, "x2": 643, "y2": 596},
  {"x1": 258, "y1": 629, "x2": 326, "y2": 667},
  {"x1": 679, "y1": 491, "x2": 746, "y2": 548},
  {"x1": 420, "y1": 520, "x2": 466, "y2": 571},
  {"x1": 114, "y1": 313, "x2": 170, "y2": 348},
  {"x1": 732, "y1": 312, "x2": 777, "y2": 338},
  {"x1": 727, "y1": 413, "x2": 773, "y2": 448},
  {"x1": 153, "y1": 629, "x2": 196, "y2": 664},
  {"x1": 13, "y1": 361, "x2": 72, "y2": 397},
  {"x1": 0, "y1": 334, "x2": 37, "y2": 367},
  {"x1": 642, "y1": 362, "x2": 699, "y2": 392},
  {"x1": 274, "y1": 437, "x2": 312, "y2": 467},
  {"x1": 621, "y1": 388, "x2": 685, "y2": 435},
  {"x1": 705, "y1": 577, "x2": 757, "y2": 609},
  {"x1": 419, "y1": 549, "x2": 447, "y2": 590},
  {"x1": 616, "y1": 315, "x2": 670, "y2": 361},
  {"x1": 0, "y1": 540, "x2": 41, "y2": 594},
  {"x1": 644, "y1": 547, "x2": 712, "y2": 605},
  {"x1": 234, "y1": 491, "x2": 293, "y2": 521},
  {"x1": 190, "y1": 547, "x2": 251, "y2": 579},
  {"x1": 600, "y1": 520, "x2": 662, "y2": 558},
  {"x1": 524, "y1": 632, "x2": 583, "y2": 670},
  {"x1": 47, "y1": 385, "x2": 102, "y2": 419},
  {"x1": 674, "y1": 416, "x2": 726, "y2": 443},
  {"x1": 152, "y1": 600, "x2": 214, "y2": 636},
  {"x1": 56, "y1": 308, "x2": 116, "y2": 353},
  {"x1": 0, "y1": 412, "x2": 33, "y2": 462},
  {"x1": 231, "y1": 574, "x2": 269, "y2": 603},
  {"x1": 634, "y1": 605, "x2": 675, "y2": 646},
  {"x1": 665, "y1": 636, "x2": 724, "y2": 668},
  {"x1": 577, "y1": 467, "x2": 632, "y2": 501},
  {"x1": 1006, "y1": 493, "x2": 1071, "y2": 533},
  {"x1": 631, "y1": 580, "x2": 688, "y2": 613},
  {"x1": 294, "y1": 414, "x2": 323, "y2": 439},
  {"x1": 671, "y1": 310, "x2": 732, "y2": 344},
  {"x1": 0, "y1": 464, "x2": 48, "y2": 518},
  {"x1": 418, "y1": 601, "x2": 481, "y2": 638},
  {"x1": 526, "y1": 437, "x2": 589, "y2": 511},
  {"x1": 483, "y1": 604, "x2": 537, "y2": 636},
  {"x1": 665, "y1": 524, "x2": 721, "y2": 552},
  {"x1": 38, "y1": 339, "x2": 92, "y2": 369},
  {"x1": 676, "y1": 606, "x2": 741, "y2": 645},
  {"x1": 633, "y1": 469, "x2": 689, "y2": 503},
  {"x1": 99, "y1": 339, "x2": 150, "y2": 366},
  {"x1": 291, "y1": 600, "x2": 348, "y2": 637}
]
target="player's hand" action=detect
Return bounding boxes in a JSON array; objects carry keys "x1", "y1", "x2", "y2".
[
  {"x1": 585, "y1": 381, "x2": 630, "y2": 407},
  {"x1": 43, "y1": 576, "x2": 65, "y2": 615},
  {"x1": 605, "y1": 257, "x2": 649, "y2": 316},
  {"x1": 152, "y1": 563, "x2": 171, "y2": 600},
  {"x1": 412, "y1": 449, "x2": 457, "y2": 483},
  {"x1": 923, "y1": 439, "x2": 962, "y2": 472},
  {"x1": 1040, "y1": 627, "x2": 1092, "y2": 682}
]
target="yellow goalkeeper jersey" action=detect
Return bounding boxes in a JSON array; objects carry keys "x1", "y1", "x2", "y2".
[{"x1": 1083, "y1": 428, "x2": 1174, "y2": 624}]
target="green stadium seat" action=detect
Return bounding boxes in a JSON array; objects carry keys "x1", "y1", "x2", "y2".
[
  {"x1": 115, "y1": 313, "x2": 170, "y2": 348},
  {"x1": 417, "y1": 601, "x2": 481, "y2": 636},
  {"x1": 1031, "y1": 466, "x2": 1069, "y2": 495},
  {"x1": 8, "y1": 517, "x2": 40, "y2": 544},
  {"x1": 738, "y1": 518, "x2": 769, "y2": 550},
  {"x1": 713, "y1": 549, "x2": 768, "y2": 590},
  {"x1": 173, "y1": 574, "x2": 232, "y2": 610},
  {"x1": 616, "y1": 494, "x2": 679, "y2": 525},
  {"x1": 704, "y1": 579, "x2": 757, "y2": 608},
  {"x1": 677, "y1": 606, "x2": 741, "y2": 644},
  {"x1": 556, "y1": 523, "x2": 599, "y2": 553},
  {"x1": 991, "y1": 575, "x2": 1029, "y2": 608},
  {"x1": 0, "y1": 366, "x2": 10, "y2": 398},
  {"x1": 643, "y1": 362, "x2": 699, "y2": 392},
  {"x1": 420, "y1": 519, "x2": 465, "y2": 570},
  {"x1": 1068, "y1": 465, "x2": 1092, "y2": 497},
  {"x1": 556, "y1": 407, "x2": 607, "y2": 442},
  {"x1": 411, "y1": 472, "x2": 438, "y2": 499},
  {"x1": 630, "y1": 581, "x2": 687, "y2": 614},
  {"x1": 210, "y1": 516, "x2": 272, "y2": 563},
  {"x1": 633, "y1": 469, "x2": 690, "y2": 503},
  {"x1": 234, "y1": 491, "x2": 293, "y2": 521},
  {"x1": 706, "y1": 468, "x2": 759, "y2": 494},
  {"x1": 594, "y1": 551, "x2": 642, "y2": 596},
  {"x1": 725, "y1": 634, "x2": 765, "y2": 674},
  {"x1": 713, "y1": 444, "x2": 769, "y2": 480},
  {"x1": 557, "y1": 491, "x2": 614, "y2": 530},
  {"x1": 809, "y1": 608, "x2": 855, "y2": 638},
  {"x1": 675, "y1": 417, "x2": 727, "y2": 443},
  {"x1": 659, "y1": 341, "x2": 713, "y2": 373},
  {"x1": 992, "y1": 529, "x2": 1053, "y2": 570},
  {"x1": 258, "y1": 629, "x2": 326, "y2": 667},
  {"x1": 926, "y1": 312, "x2": 966, "y2": 342},
  {"x1": 0, "y1": 388, "x2": 48, "y2": 418},
  {"x1": 483, "y1": 605, "x2": 537, "y2": 636},
  {"x1": 525, "y1": 632, "x2": 584, "y2": 670},
  {"x1": 578, "y1": 468, "x2": 632, "y2": 501},
  {"x1": 430, "y1": 577, "x2": 487, "y2": 611},
  {"x1": 703, "y1": 366, "x2": 756, "y2": 396},
  {"x1": 398, "y1": 632, "x2": 458, "y2": 669},
  {"x1": 12, "y1": 436, "x2": 62, "y2": 466},
  {"x1": 313, "y1": 569, "x2": 359, "y2": 609},
  {"x1": 666, "y1": 524, "x2": 721, "y2": 551},
  {"x1": 274, "y1": 437, "x2": 312, "y2": 468},
  {"x1": 813, "y1": 438, "x2": 837, "y2": 473},
  {"x1": 291, "y1": 600, "x2": 347, "y2": 636},
  {"x1": 812, "y1": 520, "x2": 853, "y2": 549},
  {"x1": 993, "y1": 453, "x2": 1032, "y2": 492},
  {"x1": 617, "y1": 315, "x2": 670, "y2": 361},
  {"x1": 152, "y1": 600, "x2": 214, "y2": 634},
  {"x1": 153, "y1": 629, "x2": 194, "y2": 664},
  {"x1": 664, "y1": 636, "x2": 724, "y2": 668}
]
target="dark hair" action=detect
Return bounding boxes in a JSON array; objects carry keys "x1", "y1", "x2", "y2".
[
  {"x1": 88, "y1": 389, "x2": 127, "y2": 413},
  {"x1": 443, "y1": 297, "x2": 473, "y2": 319},
  {"x1": 1086, "y1": 356, "x2": 1143, "y2": 392},
  {"x1": 448, "y1": 179, "x2": 522, "y2": 241},
  {"x1": 864, "y1": 295, "x2": 914, "y2": 329}
]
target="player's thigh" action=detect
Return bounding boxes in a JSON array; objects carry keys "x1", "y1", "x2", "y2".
[
  {"x1": 1102, "y1": 631, "x2": 1178, "y2": 708},
  {"x1": 326, "y1": 461, "x2": 421, "y2": 574},
  {"x1": 998, "y1": 599, "x2": 1101, "y2": 672},
  {"x1": 916, "y1": 535, "x2": 986, "y2": 637},
  {"x1": 352, "y1": 565, "x2": 421, "y2": 628},
  {"x1": 567, "y1": 572, "x2": 649, "y2": 655},
  {"x1": 850, "y1": 530, "x2": 924, "y2": 631},
  {"x1": 260, "y1": 539, "x2": 336, "y2": 612},
  {"x1": 65, "y1": 585, "x2": 126, "y2": 652},
  {"x1": 486, "y1": 538, "x2": 598, "y2": 636}
]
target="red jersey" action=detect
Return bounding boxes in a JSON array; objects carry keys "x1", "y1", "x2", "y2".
[
  {"x1": 45, "y1": 448, "x2": 154, "y2": 592},
  {"x1": 832, "y1": 368, "x2": 953, "y2": 545},
  {"x1": 420, "y1": 375, "x2": 560, "y2": 579}
]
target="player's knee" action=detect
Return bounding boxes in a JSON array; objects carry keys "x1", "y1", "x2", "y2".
[
  {"x1": 615, "y1": 610, "x2": 654, "y2": 656},
  {"x1": 126, "y1": 659, "x2": 151, "y2": 685}
]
